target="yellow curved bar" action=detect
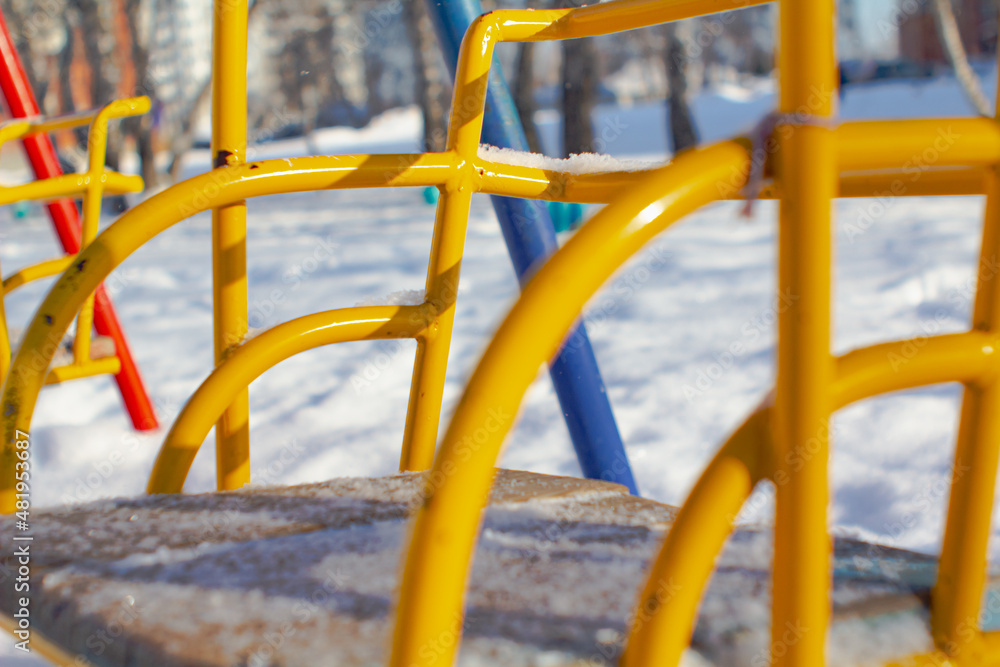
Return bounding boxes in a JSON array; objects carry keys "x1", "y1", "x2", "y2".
[
  {"x1": 625, "y1": 331, "x2": 998, "y2": 664},
  {"x1": 0, "y1": 154, "x2": 459, "y2": 514},
  {"x1": 391, "y1": 135, "x2": 1000, "y2": 666},
  {"x1": 2, "y1": 256, "x2": 77, "y2": 296},
  {"x1": 621, "y1": 407, "x2": 770, "y2": 667},
  {"x1": 389, "y1": 141, "x2": 751, "y2": 667},
  {"x1": 833, "y1": 331, "x2": 1000, "y2": 406},
  {"x1": 147, "y1": 305, "x2": 431, "y2": 494}
]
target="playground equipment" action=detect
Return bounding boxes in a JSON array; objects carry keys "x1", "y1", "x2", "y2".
[
  {"x1": 0, "y1": 10, "x2": 158, "y2": 431},
  {"x1": 424, "y1": 0, "x2": 636, "y2": 492},
  {"x1": 3, "y1": 0, "x2": 1000, "y2": 664},
  {"x1": 0, "y1": 98, "x2": 151, "y2": 385}
]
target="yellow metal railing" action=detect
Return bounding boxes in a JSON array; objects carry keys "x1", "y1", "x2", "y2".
[
  {"x1": 0, "y1": 96, "x2": 148, "y2": 383},
  {"x1": 1, "y1": 0, "x2": 999, "y2": 666}
]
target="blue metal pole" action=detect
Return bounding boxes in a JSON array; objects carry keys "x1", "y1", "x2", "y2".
[{"x1": 423, "y1": 0, "x2": 639, "y2": 494}]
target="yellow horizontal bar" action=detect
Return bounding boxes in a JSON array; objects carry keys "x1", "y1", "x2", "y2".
[
  {"x1": 838, "y1": 118, "x2": 1000, "y2": 172},
  {"x1": 475, "y1": 158, "x2": 656, "y2": 203},
  {"x1": 0, "y1": 96, "x2": 151, "y2": 147},
  {"x1": 0, "y1": 110, "x2": 101, "y2": 145},
  {"x1": 753, "y1": 167, "x2": 990, "y2": 199},
  {"x1": 44, "y1": 356, "x2": 121, "y2": 385},
  {"x1": 0, "y1": 171, "x2": 144, "y2": 205},
  {"x1": 3, "y1": 256, "x2": 77, "y2": 296},
  {"x1": 834, "y1": 166, "x2": 989, "y2": 198},
  {"x1": 490, "y1": 0, "x2": 773, "y2": 43},
  {"x1": 207, "y1": 153, "x2": 460, "y2": 201},
  {"x1": 479, "y1": 130, "x2": 997, "y2": 205},
  {"x1": 486, "y1": 162, "x2": 994, "y2": 204},
  {"x1": 147, "y1": 305, "x2": 432, "y2": 494}
]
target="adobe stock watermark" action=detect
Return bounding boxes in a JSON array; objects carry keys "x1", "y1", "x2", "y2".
[
  {"x1": 852, "y1": 463, "x2": 970, "y2": 579},
  {"x1": 342, "y1": 0, "x2": 404, "y2": 55},
  {"x1": 886, "y1": 252, "x2": 999, "y2": 373},
  {"x1": 750, "y1": 619, "x2": 808, "y2": 667},
  {"x1": 198, "y1": 438, "x2": 307, "y2": 535},
  {"x1": 560, "y1": 243, "x2": 674, "y2": 351},
  {"x1": 682, "y1": 288, "x2": 799, "y2": 402},
  {"x1": 245, "y1": 568, "x2": 350, "y2": 667},
  {"x1": 69, "y1": 596, "x2": 142, "y2": 666},
  {"x1": 350, "y1": 338, "x2": 410, "y2": 393}
]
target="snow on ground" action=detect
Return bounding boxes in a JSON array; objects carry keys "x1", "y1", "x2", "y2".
[{"x1": 0, "y1": 72, "x2": 997, "y2": 655}]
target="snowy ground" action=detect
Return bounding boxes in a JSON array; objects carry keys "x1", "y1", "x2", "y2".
[{"x1": 2, "y1": 69, "x2": 1000, "y2": 665}]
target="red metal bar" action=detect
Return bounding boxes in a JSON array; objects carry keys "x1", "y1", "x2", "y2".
[{"x1": 0, "y1": 9, "x2": 157, "y2": 430}]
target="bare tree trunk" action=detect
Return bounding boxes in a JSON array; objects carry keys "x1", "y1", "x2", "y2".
[
  {"x1": 125, "y1": 0, "x2": 157, "y2": 187},
  {"x1": 0, "y1": 0, "x2": 45, "y2": 103},
  {"x1": 514, "y1": 41, "x2": 542, "y2": 154},
  {"x1": 561, "y1": 36, "x2": 596, "y2": 155},
  {"x1": 664, "y1": 22, "x2": 699, "y2": 154},
  {"x1": 166, "y1": 80, "x2": 211, "y2": 181},
  {"x1": 405, "y1": 0, "x2": 448, "y2": 152},
  {"x1": 57, "y1": 15, "x2": 76, "y2": 114},
  {"x1": 73, "y1": 0, "x2": 121, "y2": 171},
  {"x1": 167, "y1": 0, "x2": 267, "y2": 181}
]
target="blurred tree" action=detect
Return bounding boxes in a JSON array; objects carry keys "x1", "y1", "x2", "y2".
[
  {"x1": 124, "y1": 0, "x2": 157, "y2": 186},
  {"x1": 168, "y1": 0, "x2": 267, "y2": 180},
  {"x1": 560, "y1": 0, "x2": 596, "y2": 155},
  {"x1": 405, "y1": 0, "x2": 448, "y2": 152},
  {"x1": 513, "y1": 41, "x2": 542, "y2": 153},
  {"x1": 664, "y1": 21, "x2": 699, "y2": 153}
]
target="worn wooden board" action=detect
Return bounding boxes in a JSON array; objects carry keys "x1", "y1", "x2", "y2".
[{"x1": 0, "y1": 469, "x2": 988, "y2": 666}]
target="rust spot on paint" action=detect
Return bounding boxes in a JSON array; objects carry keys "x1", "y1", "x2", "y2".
[{"x1": 214, "y1": 150, "x2": 236, "y2": 169}]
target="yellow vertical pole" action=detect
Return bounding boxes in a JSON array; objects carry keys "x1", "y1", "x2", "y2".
[
  {"x1": 72, "y1": 117, "x2": 110, "y2": 364},
  {"x1": 398, "y1": 185, "x2": 471, "y2": 472},
  {"x1": 391, "y1": 17, "x2": 494, "y2": 667},
  {"x1": 772, "y1": 0, "x2": 837, "y2": 665},
  {"x1": 931, "y1": 76, "x2": 1000, "y2": 653},
  {"x1": 398, "y1": 20, "x2": 493, "y2": 473},
  {"x1": 211, "y1": 0, "x2": 251, "y2": 490}
]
